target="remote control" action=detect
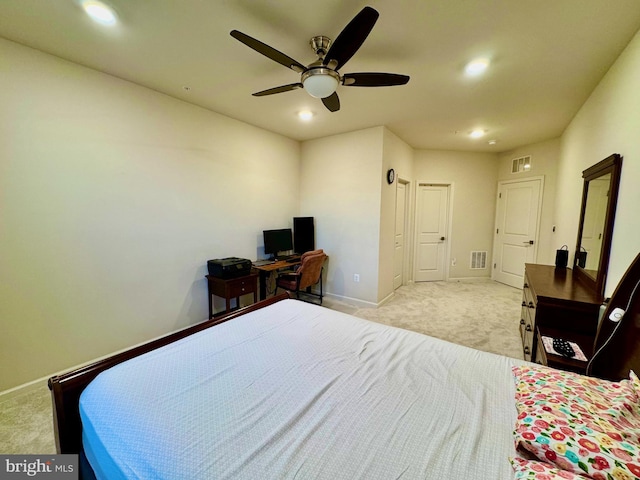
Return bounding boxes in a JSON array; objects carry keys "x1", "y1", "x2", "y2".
[{"x1": 552, "y1": 338, "x2": 575, "y2": 358}]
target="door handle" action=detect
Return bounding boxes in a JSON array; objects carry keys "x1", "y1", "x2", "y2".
[
  {"x1": 523, "y1": 240, "x2": 534, "y2": 245},
  {"x1": 440, "y1": 237, "x2": 445, "y2": 241}
]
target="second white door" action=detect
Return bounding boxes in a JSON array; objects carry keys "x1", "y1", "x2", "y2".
[
  {"x1": 492, "y1": 178, "x2": 543, "y2": 288},
  {"x1": 415, "y1": 184, "x2": 449, "y2": 282}
]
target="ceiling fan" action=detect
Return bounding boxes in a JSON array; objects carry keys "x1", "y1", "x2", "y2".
[{"x1": 230, "y1": 6, "x2": 410, "y2": 112}]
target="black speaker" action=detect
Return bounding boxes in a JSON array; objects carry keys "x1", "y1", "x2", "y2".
[{"x1": 293, "y1": 217, "x2": 314, "y2": 254}]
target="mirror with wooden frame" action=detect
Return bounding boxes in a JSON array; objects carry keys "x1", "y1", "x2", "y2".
[{"x1": 574, "y1": 153, "x2": 623, "y2": 299}]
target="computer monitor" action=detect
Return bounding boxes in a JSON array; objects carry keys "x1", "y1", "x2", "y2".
[
  {"x1": 293, "y1": 217, "x2": 314, "y2": 254},
  {"x1": 263, "y1": 228, "x2": 293, "y2": 258}
]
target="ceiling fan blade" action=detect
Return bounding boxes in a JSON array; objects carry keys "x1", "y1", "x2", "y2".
[
  {"x1": 322, "y1": 92, "x2": 340, "y2": 112},
  {"x1": 252, "y1": 83, "x2": 303, "y2": 96},
  {"x1": 230, "y1": 30, "x2": 306, "y2": 73},
  {"x1": 323, "y1": 6, "x2": 379, "y2": 70},
  {"x1": 342, "y1": 73, "x2": 410, "y2": 87}
]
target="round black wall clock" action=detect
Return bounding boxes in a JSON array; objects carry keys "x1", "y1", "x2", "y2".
[{"x1": 386, "y1": 168, "x2": 395, "y2": 184}]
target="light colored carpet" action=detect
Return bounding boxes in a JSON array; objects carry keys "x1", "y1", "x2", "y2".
[
  {"x1": 0, "y1": 279, "x2": 522, "y2": 454},
  {"x1": 340, "y1": 279, "x2": 523, "y2": 360}
]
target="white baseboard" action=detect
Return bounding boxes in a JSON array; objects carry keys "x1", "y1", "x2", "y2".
[
  {"x1": 0, "y1": 377, "x2": 49, "y2": 402},
  {"x1": 377, "y1": 291, "x2": 395, "y2": 306},
  {"x1": 322, "y1": 292, "x2": 377, "y2": 309},
  {"x1": 447, "y1": 276, "x2": 493, "y2": 283}
]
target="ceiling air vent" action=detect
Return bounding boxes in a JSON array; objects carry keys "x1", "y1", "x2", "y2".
[
  {"x1": 470, "y1": 251, "x2": 487, "y2": 269},
  {"x1": 511, "y1": 155, "x2": 531, "y2": 174}
]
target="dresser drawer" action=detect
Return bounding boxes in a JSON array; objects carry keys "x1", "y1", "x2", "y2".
[{"x1": 520, "y1": 275, "x2": 536, "y2": 361}]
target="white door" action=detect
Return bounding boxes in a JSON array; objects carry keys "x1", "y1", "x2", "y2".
[
  {"x1": 493, "y1": 178, "x2": 543, "y2": 288},
  {"x1": 394, "y1": 181, "x2": 408, "y2": 289},
  {"x1": 415, "y1": 184, "x2": 449, "y2": 282}
]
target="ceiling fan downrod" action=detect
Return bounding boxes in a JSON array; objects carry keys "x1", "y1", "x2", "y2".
[{"x1": 309, "y1": 36, "x2": 331, "y2": 59}]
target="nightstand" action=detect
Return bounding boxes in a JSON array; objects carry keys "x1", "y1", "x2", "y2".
[{"x1": 206, "y1": 273, "x2": 258, "y2": 318}]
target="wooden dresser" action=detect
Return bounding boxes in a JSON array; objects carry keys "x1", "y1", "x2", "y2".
[{"x1": 521, "y1": 264, "x2": 602, "y2": 372}]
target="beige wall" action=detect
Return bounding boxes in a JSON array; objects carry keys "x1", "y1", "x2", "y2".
[
  {"x1": 300, "y1": 127, "x2": 384, "y2": 306},
  {"x1": 555, "y1": 30, "x2": 640, "y2": 296},
  {"x1": 0, "y1": 39, "x2": 300, "y2": 391},
  {"x1": 4, "y1": 28, "x2": 640, "y2": 393},
  {"x1": 497, "y1": 138, "x2": 561, "y2": 265},
  {"x1": 414, "y1": 150, "x2": 499, "y2": 279}
]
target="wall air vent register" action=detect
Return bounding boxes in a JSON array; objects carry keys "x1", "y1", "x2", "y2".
[
  {"x1": 511, "y1": 155, "x2": 532, "y2": 174},
  {"x1": 470, "y1": 251, "x2": 488, "y2": 269}
]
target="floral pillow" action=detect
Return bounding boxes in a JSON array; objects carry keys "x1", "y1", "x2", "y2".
[
  {"x1": 511, "y1": 457, "x2": 590, "y2": 479},
  {"x1": 512, "y1": 365, "x2": 640, "y2": 480}
]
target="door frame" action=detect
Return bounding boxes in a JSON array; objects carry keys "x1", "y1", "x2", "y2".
[
  {"x1": 395, "y1": 178, "x2": 411, "y2": 288},
  {"x1": 413, "y1": 182, "x2": 453, "y2": 282},
  {"x1": 491, "y1": 176, "x2": 544, "y2": 284}
]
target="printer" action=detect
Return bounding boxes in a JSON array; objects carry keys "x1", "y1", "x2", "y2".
[{"x1": 207, "y1": 257, "x2": 252, "y2": 279}]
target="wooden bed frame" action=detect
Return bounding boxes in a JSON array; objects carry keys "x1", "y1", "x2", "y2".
[
  {"x1": 588, "y1": 252, "x2": 640, "y2": 380},
  {"x1": 48, "y1": 254, "x2": 640, "y2": 476},
  {"x1": 48, "y1": 292, "x2": 291, "y2": 456}
]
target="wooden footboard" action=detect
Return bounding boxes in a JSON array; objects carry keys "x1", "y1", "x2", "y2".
[{"x1": 48, "y1": 293, "x2": 290, "y2": 455}]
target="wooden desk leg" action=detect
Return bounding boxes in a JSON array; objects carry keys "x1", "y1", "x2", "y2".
[
  {"x1": 225, "y1": 297, "x2": 231, "y2": 313},
  {"x1": 208, "y1": 291, "x2": 213, "y2": 319}
]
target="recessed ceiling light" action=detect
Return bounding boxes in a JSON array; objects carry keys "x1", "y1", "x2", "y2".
[
  {"x1": 81, "y1": 1, "x2": 118, "y2": 26},
  {"x1": 465, "y1": 58, "x2": 490, "y2": 76},
  {"x1": 488, "y1": 139, "x2": 497, "y2": 145},
  {"x1": 469, "y1": 129, "x2": 485, "y2": 139},
  {"x1": 298, "y1": 110, "x2": 314, "y2": 121}
]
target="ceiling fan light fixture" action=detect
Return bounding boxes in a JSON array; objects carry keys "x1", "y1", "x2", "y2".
[{"x1": 302, "y1": 68, "x2": 340, "y2": 99}]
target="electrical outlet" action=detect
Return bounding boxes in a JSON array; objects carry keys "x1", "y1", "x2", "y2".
[
  {"x1": 451, "y1": 258, "x2": 457, "y2": 266},
  {"x1": 353, "y1": 274, "x2": 360, "y2": 282}
]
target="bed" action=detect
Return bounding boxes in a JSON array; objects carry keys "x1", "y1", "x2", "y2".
[{"x1": 49, "y1": 253, "x2": 640, "y2": 480}]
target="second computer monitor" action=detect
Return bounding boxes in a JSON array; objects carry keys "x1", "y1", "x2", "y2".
[{"x1": 293, "y1": 217, "x2": 314, "y2": 254}]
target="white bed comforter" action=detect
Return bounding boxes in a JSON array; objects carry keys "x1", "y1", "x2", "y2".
[{"x1": 80, "y1": 299, "x2": 525, "y2": 479}]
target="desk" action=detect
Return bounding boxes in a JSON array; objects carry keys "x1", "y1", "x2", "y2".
[
  {"x1": 253, "y1": 260, "x2": 300, "y2": 300},
  {"x1": 206, "y1": 273, "x2": 258, "y2": 318}
]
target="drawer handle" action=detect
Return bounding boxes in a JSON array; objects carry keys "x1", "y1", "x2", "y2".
[
  {"x1": 528, "y1": 302, "x2": 535, "y2": 309},
  {"x1": 523, "y1": 283, "x2": 529, "y2": 288},
  {"x1": 520, "y1": 318, "x2": 525, "y2": 325},
  {"x1": 524, "y1": 347, "x2": 531, "y2": 355},
  {"x1": 522, "y1": 301, "x2": 527, "y2": 307},
  {"x1": 525, "y1": 325, "x2": 532, "y2": 332}
]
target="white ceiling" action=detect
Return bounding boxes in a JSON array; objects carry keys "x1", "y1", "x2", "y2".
[{"x1": 2, "y1": 0, "x2": 640, "y2": 152}]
